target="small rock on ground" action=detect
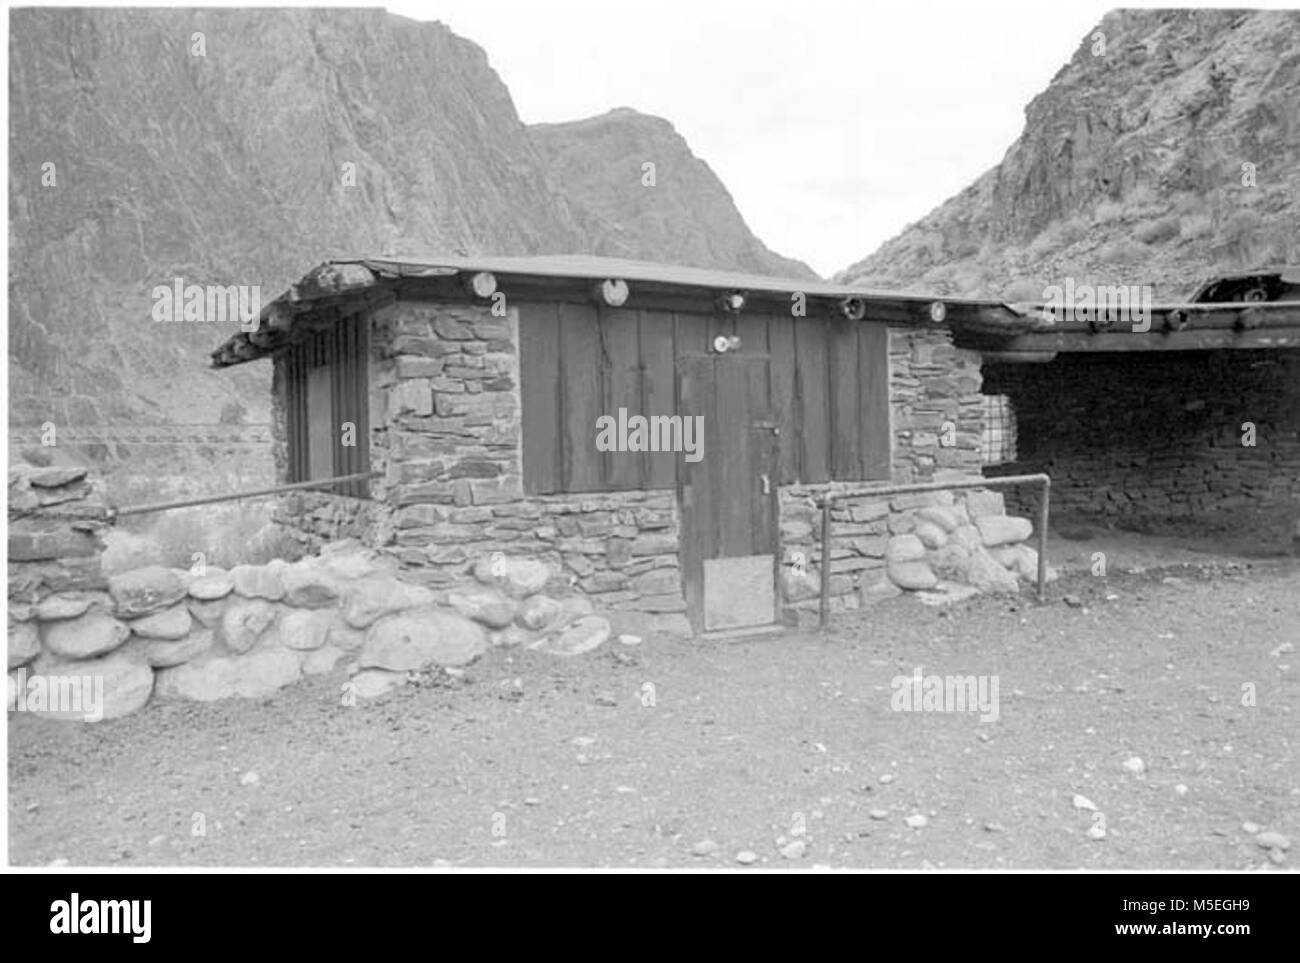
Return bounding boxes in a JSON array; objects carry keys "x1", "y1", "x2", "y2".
[{"x1": 1255, "y1": 831, "x2": 1290, "y2": 851}]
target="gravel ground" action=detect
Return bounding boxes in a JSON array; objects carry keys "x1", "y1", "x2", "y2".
[{"x1": 8, "y1": 558, "x2": 1298, "y2": 869}]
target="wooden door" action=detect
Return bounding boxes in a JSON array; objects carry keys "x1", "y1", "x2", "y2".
[{"x1": 678, "y1": 353, "x2": 779, "y2": 632}]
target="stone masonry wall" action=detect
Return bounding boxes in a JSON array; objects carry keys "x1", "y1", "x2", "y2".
[
  {"x1": 777, "y1": 475, "x2": 1051, "y2": 623},
  {"x1": 9, "y1": 463, "x2": 111, "y2": 605},
  {"x1": 8, "y1": 462, "x2": 113, "y2": 671},
  {"x1": 890, "y1": 327, "x2": 985, "y2": 482},
  {"x1": 9, "y1": 538, "x2": 641, "y2": 722},
  {"x1": 983, "y1": 349, "x2": 1300, "y2": 527}
]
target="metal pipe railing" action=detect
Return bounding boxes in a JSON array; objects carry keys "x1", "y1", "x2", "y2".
[
  {"x1": 818, "y1": 472, "x2": 1051, "y2": 627},
  {"x1": 108, "y1": 471, "x2": 383, "y2": 519}
]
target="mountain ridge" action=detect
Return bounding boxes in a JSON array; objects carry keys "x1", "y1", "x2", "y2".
[
  {"x1": 8, "y1": 8, "x2": 811, "y2": 430},
  {"x1": 836, "y1": 8, "x2": 1299, "y2": 301}
]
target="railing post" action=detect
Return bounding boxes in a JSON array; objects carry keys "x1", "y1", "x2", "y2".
[
  {"x1": 819, "y1": 492, "x2": 832, "y2": 629},
  {"x1": 1036, "y1": 476, "x2": 1050, "y2": 602}
]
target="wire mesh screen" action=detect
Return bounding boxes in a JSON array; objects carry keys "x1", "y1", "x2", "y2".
[
  {"x1": 980, "y1": 394, "x2": 1017, "y2": 465},
  {"x1": 284, "y1": 314, "x2": 370, "y2": 497}
]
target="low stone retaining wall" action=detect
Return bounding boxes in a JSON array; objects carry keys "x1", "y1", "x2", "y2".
[
  {"x1": 9, "y1": 456, "x2": 1054, "y2": 721},
  {"x1": 778, "y1": 471, "x2": 1055, "y2": 621},
  {"x1": 8, "y1": 541, "x2": 636, "y2": 722}
]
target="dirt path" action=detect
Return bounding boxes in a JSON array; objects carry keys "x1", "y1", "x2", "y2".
[{"x1": 9, "y1": 560, "x2": 1298, "y2": 869}]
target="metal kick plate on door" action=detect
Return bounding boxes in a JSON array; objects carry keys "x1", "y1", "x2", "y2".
[{"x1": 703, "y1": 554, "x2": 777, "y2": 631}]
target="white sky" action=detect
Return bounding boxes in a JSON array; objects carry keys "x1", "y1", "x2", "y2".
[{"x1": 386, "y1": 0, "x2": 1288, "y2": 277}]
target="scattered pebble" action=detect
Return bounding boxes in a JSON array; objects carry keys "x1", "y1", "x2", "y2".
[
  {"x1": 868, "y1": 808, "x2": 889, "y2": 820},
  {"x1": 735, "y1": 850, "x2": 758, "y2": 865},
  {"x1": 1242, "y1": 821, "x2": 1261, "y2": 835},
  {"x1": 1072, "y1": 794, "x2": 1097, "y2": 811},
  {"x1": 691, "y1": 839, "x2": 719, "y2": 857},
  {"x1": 1175, "y1": 784, "x2": 1189, "y2": 796},
  {"x1": 1122, "y1": 756, "x2": 1145, "y2": 775},
  {"x1": 879, "y1": 773, "x2": 894, "y2": 785},
  {"x1": 524, "y1": 797, "x2": 541, "y2": 806},
  {"x1": 239, "y1": 771, "x2": 259, "y2": 786},
  {"x1": 571, "y1": 736, "x2": 597, "y2": 748},
  {"x1": 444, "y1": 666, "x2": 464, "y2": 678},
  {"x1": 780, "y1": 839, "x2": 807, "y2": 859},
  {"x1": 617, "y1": 634, "x2": 643, "y2": 647},
  {"x1": 1063, "y1": 594, "x2": 1083, "y2": 608},
  {"x1": 1270, "y1": 641, "x2": 1294, "y2": 657},
  {"x1": 984, "y1": 822, "x2": 1006, "y2": 833},
  {"x1": 1087, "y1": 823, "x2": 1107, "y2": 840},
  {"x1": 976, "y1": 730, "x2": 991, "y2": 743},
  {"x1": 1255, "y1": 832, "x2": 1290, "y2": 851},
  {"x1": 905, "y1": 814, "x2": 928, "y2": 829}
]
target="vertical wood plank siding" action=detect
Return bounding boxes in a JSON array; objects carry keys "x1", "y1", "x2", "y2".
[{"x1": 518, "y1": 304, "x2": 893, "y2": 495}]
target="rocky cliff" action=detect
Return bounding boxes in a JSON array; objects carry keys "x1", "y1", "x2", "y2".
[
  {"x1": 531, "y1": 108, "x2": 814, "y2": 280},
  {"x1": 9, "y1": 8, "x2": 810, "y2": 430},
  {"x1": 837, "y1": 9, "x2": 1299, "y2": 301}
]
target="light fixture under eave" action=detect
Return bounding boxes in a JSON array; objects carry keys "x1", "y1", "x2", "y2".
[
  {"x1": 464, "y1": 271, "x2": 497, "y2": 299},
  {"x1": 839, "y1": 297, "x2": 867, "y2": 321},
  {"x1": 1235, "y1": 306, "x2": 1266, "y2": 331},
  {"x1": 929, "y1": 301, "x2": 947, "y2": 323},
  {"x1": 717, "y1": 291, "x2": 747, "y2": 314},
  {"x1": 594, "y1": 278, "x2": 629, "y2": 307}
]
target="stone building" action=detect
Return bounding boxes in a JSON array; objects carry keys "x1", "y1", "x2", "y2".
[
  {"x1": 209, "y1": 256, "x2": 1300, "y2": 634},
  {"x1": 963, "y1": 278, "x2": 1300, "y2": 542},
  {"x1": 209, "y1": 255, "x2": 1048, "y2": 635}
]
